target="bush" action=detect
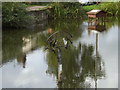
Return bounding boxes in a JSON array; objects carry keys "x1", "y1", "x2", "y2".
[{"x1": 2, "y1": 2, "x2": 30, "y2": 28}]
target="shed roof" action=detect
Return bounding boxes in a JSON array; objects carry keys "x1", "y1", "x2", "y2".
[
  {"x1": 87, "y1": 10, "x2": 104, "y2": 15},
  {"x1": 26, "y1": 6, "x2": 48, "y2": 11}
]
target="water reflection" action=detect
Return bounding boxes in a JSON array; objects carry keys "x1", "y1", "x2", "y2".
[
  {"x1": 88, "y1": 19, "x2": 107, "y2": 89},
  {"x1": 2, "y1": 18, "x2": 118, "y2": 88},
  {"x1": 17, "y1": 54, "x2": 26, "y2": 68},
  {"x1": 88, "y1": 20, "x2": 106, "y2": 32},
  {"x1": 46, "y1": 30, "x2": 73, "y2": 85},
  {"x1": 45, "y1": 27, "x2": 105, "y2": 88}
]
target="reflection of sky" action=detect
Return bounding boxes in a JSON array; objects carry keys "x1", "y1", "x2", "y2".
[
  {"x1": 98, "y1": 25, "x2": 118, "y2": 88},
  {"x1": 73, "y1": 22, "x2": 118, "y2": 88},
  {"x1": 118, "y1": 26, "x2": 120, "y2": 89},
  {"x1": 2, "y1": 48, "x2": 57, "y2": 88},
  {"x1": 0, "y1": 68, "x2": 2, "y2": 89},
  {"x1": 1, "y1": 21, "x2": 118, "y2": 88}
]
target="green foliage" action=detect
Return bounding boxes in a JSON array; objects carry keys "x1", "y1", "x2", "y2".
[
  {"x1": 2, "y1": 2, "x2": 30, "y2": 28},
  {"x1": 99, "y1": 2, "x2": 119, "y2": 16},
  {"x1": 83, "y1": 4, "x2": 99, "y2": 12},
  {"x1": 50, "y1": 2, "x2": 85, "y2": 19},
  {"x1": 83, "y1": 2, "x2": 120, "y2": 16},
  {"x1": 117, "y1": 1, "x2": 120, "y2": 16}
]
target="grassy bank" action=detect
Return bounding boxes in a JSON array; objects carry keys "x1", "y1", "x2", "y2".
[
  {"x1": 2, "y1": 2, "x2": 30, "y2": 28},
  {"x1": 83, "y1": 2, "x2": 120, "y2": 16},
  {"x1": 3, "y1": 2, "x2": 119, "y2": 28},
  {"x1": 2, "y1": 2, "x2": 86, "y2": 28}
]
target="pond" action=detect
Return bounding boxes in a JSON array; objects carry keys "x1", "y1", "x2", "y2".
[{"x1": 1, "y1": 17, "x2": 118, "y2": 88}]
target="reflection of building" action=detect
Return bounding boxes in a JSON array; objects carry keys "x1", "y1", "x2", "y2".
[
  {"x1": 88, "y1": 20, "x2": 106, "y2": 32},
  {"x1": 87, "y1": 19, "x2": 106, "y2": 89},
  {"x1": 88, "y1": 19, "x2": 106, "y2": 35},
  {"x1": 87, "y1": 17, "x2": 106, "y2": 55}
]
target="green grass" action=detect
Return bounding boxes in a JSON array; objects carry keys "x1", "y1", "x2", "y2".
[
  {"x1": 83, "y1": 2, "x2": 119, "y2": 16},
  {"x1": 83, "y1": 5, "x2": 99, "y2": 12}
]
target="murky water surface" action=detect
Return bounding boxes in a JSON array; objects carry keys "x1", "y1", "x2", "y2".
[{"x1": 1, "y1": 17, "x2": 118, "y2": 88}]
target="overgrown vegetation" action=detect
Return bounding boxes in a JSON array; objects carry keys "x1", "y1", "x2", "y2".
[
  {"x1": 83, "y1": 2, "x2": 120, "y2": 16},
  {"x1": 2, "y1": 2, "x2": 120, "y2": 28},
  {"x1": 2, "y1": 2, "x2": 86, "y2": 28},
  {"x1": 83, "y1": 4, "x2": 99, "y2": 12},
  {"x1": 49, "y1": 2, "x2": 86, "y2": 19},
  {"x1": 2, "y1": 2, "x2": 31, "y2": 28}
]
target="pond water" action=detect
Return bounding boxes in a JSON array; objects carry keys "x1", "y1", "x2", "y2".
[{"x1": 1, "y1": 17, "x2": 118, "y2": 88}]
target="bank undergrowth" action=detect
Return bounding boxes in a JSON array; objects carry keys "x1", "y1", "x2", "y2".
[
  {"x1": 2, "y1": 2, "x2": 32, "y2": 28},
  {"x1": 2, "y1": 2, "x2": 86, "y2": 28},
  {"x1": 83, "y1": 2, "x2": 120, "y2": 16},
  {"x1": 3, "y1": 2, "x2": 119, "y2": 28},
  {"x1": 49, "y1": 2, "x2": 86, "y2": 19}
]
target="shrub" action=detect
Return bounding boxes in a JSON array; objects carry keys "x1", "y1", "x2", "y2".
[{"x1": 2, "y1": 2, "x2": 30, "y2": 28}]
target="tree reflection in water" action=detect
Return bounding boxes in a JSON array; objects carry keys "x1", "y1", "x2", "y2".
[
  {"x1": 45, "y1": 30, "x2": 73, "y2": 84},
  {"x1": 45, "y1": 29, "x2": 105, "y2": 88},
  {"x1": 1, "y1": 15, "x2": 119, "y2": 88}
]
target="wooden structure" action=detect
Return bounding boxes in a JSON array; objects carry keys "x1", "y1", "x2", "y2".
[
  {"x1": 87, "y1": 10, "x2": 106, "y2": 33},
  {"x1": 87, "y1": 10, "x2": 106, "y2": 18},
  {"x1": 26, "y1": 6, "x2": 51, "y2": 22}
]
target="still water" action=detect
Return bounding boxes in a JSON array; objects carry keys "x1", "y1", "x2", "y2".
[{"x1": 1, "y1": 17, "x2": 118, "y2": 88}]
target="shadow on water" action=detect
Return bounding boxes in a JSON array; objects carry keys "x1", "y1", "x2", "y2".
[{"x1": 2, "y1": 17, "x2": 118, "y2": 88}]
